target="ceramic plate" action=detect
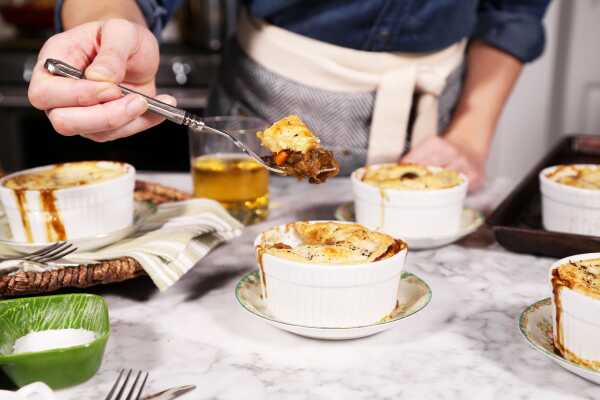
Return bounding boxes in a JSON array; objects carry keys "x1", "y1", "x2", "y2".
[
  {"x1": 0, "y1": 201, "x2": 154, "y2": 254},
  {"x1": 236, "y1": 270, "x2": 432, "y2": 340},
  {"x1": 519, "y1": 298, "x2": 600, "y2": 384},
  {"x1": 334, "y1": 202, "x2": 483, "y2": 250}
]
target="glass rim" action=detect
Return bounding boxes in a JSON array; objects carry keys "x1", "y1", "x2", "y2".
[{"x1": 197, "y1": 116, "x2": 269, "y2": 135}]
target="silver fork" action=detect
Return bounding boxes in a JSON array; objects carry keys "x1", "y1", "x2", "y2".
[
  {"x1": 44, "y1": 59, "x2": 287, "y2": 176},
  {"x1": 0, "y1": 241, "x2": 78, "y2": 263},
  {"x1": 105, "y1": 369, "x2": 149, "y2": 400}
]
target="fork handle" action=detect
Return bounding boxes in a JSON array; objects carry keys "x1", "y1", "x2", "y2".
[{"x1": 43, "y1": 58, "x2": 203, "y2": 128}]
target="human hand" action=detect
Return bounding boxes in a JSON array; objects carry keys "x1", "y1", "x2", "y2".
[
  {"x1": 401, "y1": 135, "x2": 487, "y2": 191},
  {"x1": 28, "y1": 19, "x2": 176, "y2": 142}
]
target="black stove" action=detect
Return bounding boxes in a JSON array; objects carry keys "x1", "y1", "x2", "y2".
[{"x1": 0, "y1": 40, "x2": 220, "y2": 173}]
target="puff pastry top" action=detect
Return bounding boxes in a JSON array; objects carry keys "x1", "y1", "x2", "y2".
[
  {"x1": 545, "y1": 164, "x2": 600, "y2": 190},
  {"x1": 259, "y1": 222, "x2": 405, "y2": 264},
  {"x1": 4, "y1": 161, "x2": 127, "y2": 190},
  {"x1": 553, "y1": 258, "x2": 600, "y2": 299},
  {"x1": 362, "y1": 163, "x2": 463, "y2": 190},
  {"x1": 256, "y1": 115, "x2": 320, "y2": 154}
]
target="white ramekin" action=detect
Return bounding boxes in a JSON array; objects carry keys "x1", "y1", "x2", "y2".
[
  {"x1": 255, "y1": 222, "x2": 407, "y2": 327},
  {"x1": 0, "y1": 162, "x2": 135, "y2": 243},
  {"x1": 550, "y1": 253, "x2": 600, "y2": 369},
  {"x1": 540, "y1": 165, "x2": 600, "y2": 235},
  {"x1": 351, "y1": 165, "x2": 468, "y2": 238}
]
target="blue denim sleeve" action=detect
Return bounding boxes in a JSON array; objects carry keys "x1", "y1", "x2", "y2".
[
  {"x1": 54, "y1": 0, "x2": 182, "y2": 37},
  {"x1": 474, "y1": 0, "x2": 551, "y2": 62}
]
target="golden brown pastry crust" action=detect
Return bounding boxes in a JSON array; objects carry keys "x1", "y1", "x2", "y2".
[
  {"x1": 553, "y1": 258, "x2": 600, "y2": 300},
  {"x1": 260, "y1": 222, "x2": 405, "y2": 264},
  {"x1": 256, "y1": 115, "x2": 320, "y2": 154},
  {"x1": 362, "y1": 163, "x2": 463, "y2": 190},
  {"x1": 4, "y1": 161, "x2": 127, "y2": 190},
  {"x1": 545, "y1": 164, "x2": 600, "y2": 190}
]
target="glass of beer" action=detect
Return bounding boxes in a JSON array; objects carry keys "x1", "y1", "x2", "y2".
[{"x1": 189, "y1": 116, "x2": 270, "y2": 224}]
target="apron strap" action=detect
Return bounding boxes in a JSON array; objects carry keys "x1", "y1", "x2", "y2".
[
  {"x1": 367, "y1": 66, "x2": 417, "y2": 164},
  {"x1": 237, "y1": 12, "x2": 466, "y2": 164}
]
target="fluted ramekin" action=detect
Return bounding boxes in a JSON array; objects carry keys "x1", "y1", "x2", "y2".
[
  {"x1": 351, "y1": 165, "x2": 468, "y2": 238},
  {"x1": 0, "y1": 162, "x2": 135, "y2": 243},
  {"x1": 540, "y1": 165, "x2": 600, "y2": 235},
  {"x1": 550, "y1": 253, "x2": 600, "y2": 371},
  {"x1": 255, "y1": 222, "x2": 407, "y2": 328}
]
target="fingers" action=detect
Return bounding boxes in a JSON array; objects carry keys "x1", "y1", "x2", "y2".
[
  {"x1": 85, "y1": 19, "x2": 143, "y2": 83},
  {"x1": 82, "y1": 95, "x2": 177, "y2": 142},
  {"x1": 444, "y1": 152, "x2": 484, "y2": 192},
  {"x1": 29, "y1": 19, "x2": 158, "y2": 113},
  {"x1": 28, "y1": 25, "x2": 124, "y2": 110},
  {"x1": 47, "y1": 93, "x2": 148, "y2": 136},
  {"x1": 29, "y1": 78, "x2": 122, "y2": 110},
  {"x1": 400, "y1": 135, "x2": 485, "y2": 191},
  {"x1": 402, "y1": 136, "x2": 457, "y2": 166}
]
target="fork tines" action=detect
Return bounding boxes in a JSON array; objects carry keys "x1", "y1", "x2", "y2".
[
  {"x1": 105, "y1": 369, "x2": 149, "y2": 400},
  {"x1": 20, "y1": 242, "x2": 64, "y2": 260},
  {"x1": 24, "y1": 241, "x2": 78, "y2": 263}
]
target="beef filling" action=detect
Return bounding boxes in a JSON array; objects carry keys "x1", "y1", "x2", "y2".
[{"x1": 264, "y1": 148, "x2": 340, "y2": 184}]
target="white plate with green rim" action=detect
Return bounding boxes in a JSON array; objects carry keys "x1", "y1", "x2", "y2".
[
  {"x1": 235, "y1": 270, "x2": 432, "y2": 340},
  {"x1": 0, "y1": 201, "x2": 154, "y2": 254},
  {"x1": 334, "y1": 202, "x2": 483, "y2": 250},
  {"x1": 519, "y1": 298, "x2": 600, "y2": 384}
]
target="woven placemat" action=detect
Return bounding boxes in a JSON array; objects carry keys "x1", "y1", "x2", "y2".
[{"x1": 0, "y1": 180, "x2": 192, "y2": 297}]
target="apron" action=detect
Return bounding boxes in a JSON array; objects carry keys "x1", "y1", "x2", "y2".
[{"x1": 208, "y1": 13, "x2": 466, "y2": 175}]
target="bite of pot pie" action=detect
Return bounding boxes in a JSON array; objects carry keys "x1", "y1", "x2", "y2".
[
  {"x1": 545, "y1": 164, "x2": 600, "y2": 190},
  {"x1": 362, "y1": 163, "x2": 463, "y2": 190},
  {"x1": 258, "y1": 221, "x2": 405, "y2": 264},
  {"x1": 256, "y1": 115, "x2": 340, "y2": 184},
  {"x1": 3, "y1": 161, "x2": 127, "y2": 190}
]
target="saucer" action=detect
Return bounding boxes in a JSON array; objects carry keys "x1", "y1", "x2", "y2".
[
  {"x1": 334, "y1": 202, "x2": 483, "y2": 250},
  {"x1": 0, "y1": 201, "x2": 154, "y2": 253},
  {"x1": 235, "y1": 270, "x2": 432, "y2": 340},
  {"x1": 519, "y1": 298, "x2": 600, "y2": 384}
]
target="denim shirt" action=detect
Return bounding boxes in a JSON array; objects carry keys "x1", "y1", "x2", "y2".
[{"x1": 55, "y1": 0, "x2": 551, "y2": 62}]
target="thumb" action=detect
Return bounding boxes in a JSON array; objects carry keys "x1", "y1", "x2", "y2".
[{"x1": 85, "y1": 19, "x2": 141, "y2": 83}]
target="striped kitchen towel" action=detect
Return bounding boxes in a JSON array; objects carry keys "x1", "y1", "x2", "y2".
[{"x1": 0, "y1": 199, "x2": 243, "y2": 291}]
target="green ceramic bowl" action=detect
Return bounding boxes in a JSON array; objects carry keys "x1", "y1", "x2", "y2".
[{"x1": 0, "y1": 293, "x2": 110, "y2": 389}]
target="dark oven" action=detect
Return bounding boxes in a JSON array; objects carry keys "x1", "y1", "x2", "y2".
[{"x1": 0, "y1": 43, "x2": 219, "y2": 174}]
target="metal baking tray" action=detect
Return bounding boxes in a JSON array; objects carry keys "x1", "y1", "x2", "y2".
[{"x1": 487, "y1": 134, "x2": 600, "y2": 258}]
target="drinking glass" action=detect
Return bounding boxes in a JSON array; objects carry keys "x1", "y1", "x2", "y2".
[{"x1": 189, "y1": 116, "x2": 270, "y2": 224}]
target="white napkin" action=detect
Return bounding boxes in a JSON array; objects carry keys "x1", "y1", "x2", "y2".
[
  {"x1": 0, "y1": 199, "x2": 243, "y2": 291},
  {"x1": 0, "y1": 382, "x2": 56, "y2": 400}
]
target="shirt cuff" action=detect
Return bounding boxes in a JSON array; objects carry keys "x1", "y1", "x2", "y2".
[
  {"x1": 54, "y1": 0, "x2": 168, "y2": 37},
  {"x1": 135, "y1": 0, "x2": 169, "y2": 37},
  {"x1": 473, "y1": 11, "x2": 546, "y2": 63},
  {"x1": 54, "y1": 0, "x2": 65, "y2": 32}
]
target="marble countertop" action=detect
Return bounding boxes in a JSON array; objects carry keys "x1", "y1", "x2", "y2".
[{"x1": 55, "y1": 173, "x2": 600, "y2": 400}]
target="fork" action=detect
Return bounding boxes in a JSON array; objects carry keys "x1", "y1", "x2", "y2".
[
  {"x1": 105, "y1": 369, "x2": 149, "y2": 400},
  {"x1": 44, "y1": 59, "x2": 287, "y2": 176},
  {"x1": 0, "y1": 241, "x2": 78, "y2": 263}
]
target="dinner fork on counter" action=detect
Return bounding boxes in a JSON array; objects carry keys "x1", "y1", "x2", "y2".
[
  {"x1": 104, "y1": 369, "x2": 196, "y2": 400},
  {"x1": 105, "y1": 369, "x2": 149, "y2": 400},
  {"x1": 0, "y1": 241, "x2": 77, "y2": 263}
]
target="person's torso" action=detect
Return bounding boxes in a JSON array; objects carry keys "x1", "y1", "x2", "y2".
[{"x1": 242, "y1": 0, "x2": 478, "y2": 53}]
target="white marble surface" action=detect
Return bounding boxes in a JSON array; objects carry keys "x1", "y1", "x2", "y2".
[{"x1": 53, "y1": 173, "x2": 600, "y2": 400}]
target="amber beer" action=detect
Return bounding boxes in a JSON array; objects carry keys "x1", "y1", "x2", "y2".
[{"x1": 192, "y1": 153, "x2": 269, "y2": 224}]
